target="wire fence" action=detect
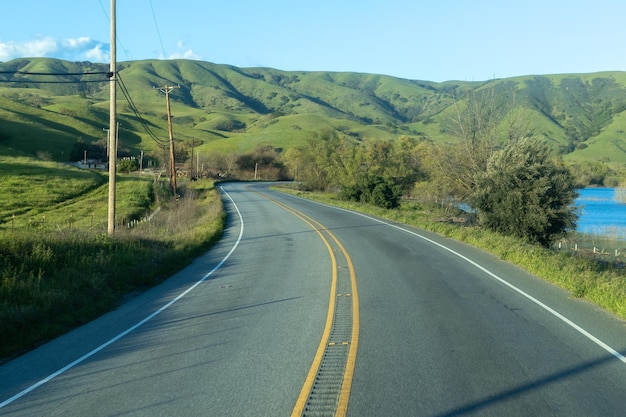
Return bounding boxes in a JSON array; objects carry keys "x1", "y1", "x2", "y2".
[
  {"x1": 3, "y1": 211, "x2": 156, "y2": 234},
  {"x1": 554, "y1": 235, "x2": 626, "y2": 265}
]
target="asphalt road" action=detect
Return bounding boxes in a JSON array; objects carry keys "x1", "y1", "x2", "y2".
[{"x1": 1, "y1": 182, "x2": 626, "y2": 416}]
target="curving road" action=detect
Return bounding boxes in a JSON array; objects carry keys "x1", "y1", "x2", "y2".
[{"x1": 1, "y1": 182, "x2": 626, "y2": 416}]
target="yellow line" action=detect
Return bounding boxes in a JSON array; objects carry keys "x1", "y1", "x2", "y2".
[
  {"x1": 253, "y1": 190, "x2": 359, "y2": 416},
  {"x1": 260, "y1": 200, "x2": 337, "y2": 417},
  {"x1": 290, "y1": 221, "x2": 336, "y2": 417},
  {"x1": 332, "y1": 235, "x2": 359, "y2": 417}
]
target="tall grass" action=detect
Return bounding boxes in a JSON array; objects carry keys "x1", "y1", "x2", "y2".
[{"x1": 0, "y1": 177, "x2": 225, "y2": 361}]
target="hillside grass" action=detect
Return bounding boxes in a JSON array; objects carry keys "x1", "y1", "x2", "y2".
[
  {"x1": 0, "y1": 156, "x2": 155, "y2": 229},
  {"x1": 0, "y1": 157, "x2": 226, "y2": 361},
  {"x1": 568, "y1": 111, "x2": 626, "y2": 162},
  {"x1": 0, "y1": 156, "x2": 105, "y2": 222},
  {"x1": 5, "y1": 58, "x2": 626, "y2": 165},
  {"x1": 277, "y1": 187, "x2": 626, "y2": 321}
]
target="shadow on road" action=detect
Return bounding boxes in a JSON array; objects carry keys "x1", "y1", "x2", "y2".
[{"x1": 432, "y1": 352, "x2": 626, "y2": 416}]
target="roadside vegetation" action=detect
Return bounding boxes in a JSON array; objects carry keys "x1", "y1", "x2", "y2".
[
  {"x1": 278, "y1": 188, "x2": 626, "y2": 321},
  {"x1": 276, "y1": 86, "x2": 626, "y2": 321},
  {"x1": 284, "y1": 90, "x2": 578, "y2": 248},
  {"x1": 3, "y1": 58, "x2": 626, "y2": 361},
  {"x1": 0, "y1": 157, "x2": 225, "y2": 361}
]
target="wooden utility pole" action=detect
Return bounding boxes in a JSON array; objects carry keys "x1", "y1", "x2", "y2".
[
  {"x1": 107, "y1": 0, "x2": 117, "y2": 235},
  {"x1": 190, "y1": 137, "x2": 195, "y2": 179},
  {"x1": 158, "y1": 85, "x2": 179, "y2": 198}
]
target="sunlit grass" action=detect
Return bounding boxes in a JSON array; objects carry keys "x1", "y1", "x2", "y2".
[
  {"x1": 0, "y1": 156, "x2": 105, "y2": 221},
  {"x1": 0, "y1": 157, "x2": 225, "y2": 360}
]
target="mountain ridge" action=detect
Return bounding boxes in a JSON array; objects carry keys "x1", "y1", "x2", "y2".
[{"x1": 1, "y1": 58, "x2": 626, "y2": 162}]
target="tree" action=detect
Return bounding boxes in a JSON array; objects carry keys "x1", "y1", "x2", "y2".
[
  {"x1": 289, "y1": 130, "x2": 425, "y2": 200},
  {"x1": 290, "y1": 130, "x2": 343, "y2": 191},
  {"x1": 434, "y1": 82, "x2": 521, "y2": 200},
  {"x1": 470, "y1": 137, "x2": 578, "y2": 246},
  {"x1": 235, "y1": 144, "x2": 288, "y2": 180}
]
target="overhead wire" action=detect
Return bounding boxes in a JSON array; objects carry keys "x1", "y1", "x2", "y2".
[
  {"x1": 95, "y1": 0, "x2": 170, "y2": 147},
  {"x1": 0, "y1": 79, "x2": 109, "y2": 84},
  {"x1": 0, "y1": 69, "x2": 111, "y2": 83},
  {"x1": 149, "y1": 0, "x2": 168, "y2": 59},
  {"x1": 0, "y1": 70, "x2": 111, "y2": 76},
  {"x1": 97, "y1": 0, "x2": 130, "y2": 60},
  {"x1": 116, "y1": 72, "x2": 169, "y2": 148},
  {"x1": 0, "y1": 1, "x2": 175, "y2": 149},
  {"x1": 0, "y1": 67, "x2": 169, "y2": 148}
]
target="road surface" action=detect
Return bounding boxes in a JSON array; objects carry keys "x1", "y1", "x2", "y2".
[{"x1": 1, "y1": 182, "x2": 625, "y2": 416}]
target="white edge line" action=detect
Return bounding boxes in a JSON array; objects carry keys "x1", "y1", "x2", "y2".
[
  {"x1": 0, "y1": 186, "x2": 244, "y2": 409},
  {"x1": 296, "y1": 196, "x2": 626, "y2": 365}
]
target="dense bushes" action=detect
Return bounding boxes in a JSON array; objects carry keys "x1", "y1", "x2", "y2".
[
  {"x1": 340, "y1": 175, "x2": 403, "y2": 209},
  {"x1": 470, "y1": 137, "x2": 578, "y2": 246},
  {"x1": 283, "y1": 131, "x2": 425, "y2": 209},
  {"x1": 284, "y1": 85, "x2": 580, "y2": 245}
]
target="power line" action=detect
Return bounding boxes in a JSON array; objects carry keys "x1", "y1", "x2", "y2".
[
  {"x1": 99, "y1": 0, "x2": 168, "y2": 61},
  {"x1": 0, "y1": 69, "x2": 112, "y2": 83},
  {"x1": 116, "y1": 72, "x2": 169, "y2": 148},
  {"x1": 97, "y1": 0, "x2": 130, "y2": 60},
  {"x1": 0, "y1": 66, "x2": 169, "y2": 148},
  {"x1": 0, "y1": 69, "x2": 168, "y2": 149},
  {"x1": 149, "y1": 0, "x2": 168, "y2": 58},
  {"x1": 0, "y1": 70, "x2": 111, "y2": 76},
  {"x1": 0, "y1": 79, "x2": 109, "y2": 84}
]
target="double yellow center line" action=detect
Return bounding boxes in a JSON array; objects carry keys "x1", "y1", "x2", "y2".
[{"x1": 255, "y1": 190, "x2": 359, "y2": 417}]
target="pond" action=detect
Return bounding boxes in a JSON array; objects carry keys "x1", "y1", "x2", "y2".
[{"x1": 576, "y1": 188, "x2": 626, "y2": 237}]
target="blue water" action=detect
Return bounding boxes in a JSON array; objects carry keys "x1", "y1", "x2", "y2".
[{"x1": 576, "y1": 188, "x2": 626, "y2": 236}]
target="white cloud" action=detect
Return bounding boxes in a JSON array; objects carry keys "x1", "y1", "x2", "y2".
[
  {"x1": 85, "y1": 44, "x2": 109, "y2": 62},
  {"x1": 167, "y1": 41, "x2": 202, "y2": 60},
  {"x1": 0, "y1": 37, "x2": 57, "y2": 61},
  {"x1": 0, "y1": 36, "x2": 109, "y2": 62},
  {"x1": 61, "y1": 37, "x2": 92, "y2": 49}
]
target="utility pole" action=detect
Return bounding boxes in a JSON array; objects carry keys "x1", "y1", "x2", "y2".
[
  {"x1": 190, "y1": 137, "x2": 195, "y2": 179},
  {"x1": 157, "y1": 85, "x2": 179, "y2": 198},
  {"x1": 107, "y1": 0, "x2": 117, "y2": 235},
  {"x1": 103, "y1": 128, "x2": 110, "y2": 157}
]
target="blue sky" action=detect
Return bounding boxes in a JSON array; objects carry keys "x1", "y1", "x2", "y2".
[{"x1": 2, "y1": 0, "x2": 625, "y2": 82}]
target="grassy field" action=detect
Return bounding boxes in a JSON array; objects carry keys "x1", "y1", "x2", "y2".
[
  {"x1": 0, "y1": 156, "x2": 225, "y2": 361},
  {"x1": 0, "y1": 155, "x2": 152, "y2": 230}
]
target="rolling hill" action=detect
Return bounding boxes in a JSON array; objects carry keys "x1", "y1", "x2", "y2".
[{"x1": 2, "y1": 58, "x2": 626, "y2": 163}]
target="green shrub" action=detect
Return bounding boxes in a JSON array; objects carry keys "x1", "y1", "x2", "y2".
[
  {"x1": 340, "y1": 175, "x2": 403, "y2": 209},
  {"x1": 471, "y1": 137, "x2": 578, "y2": 246}
]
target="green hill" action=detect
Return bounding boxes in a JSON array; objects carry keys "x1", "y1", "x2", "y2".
[{"x1": 2, "y1": 58, "x2": 626, "y2": 162}]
